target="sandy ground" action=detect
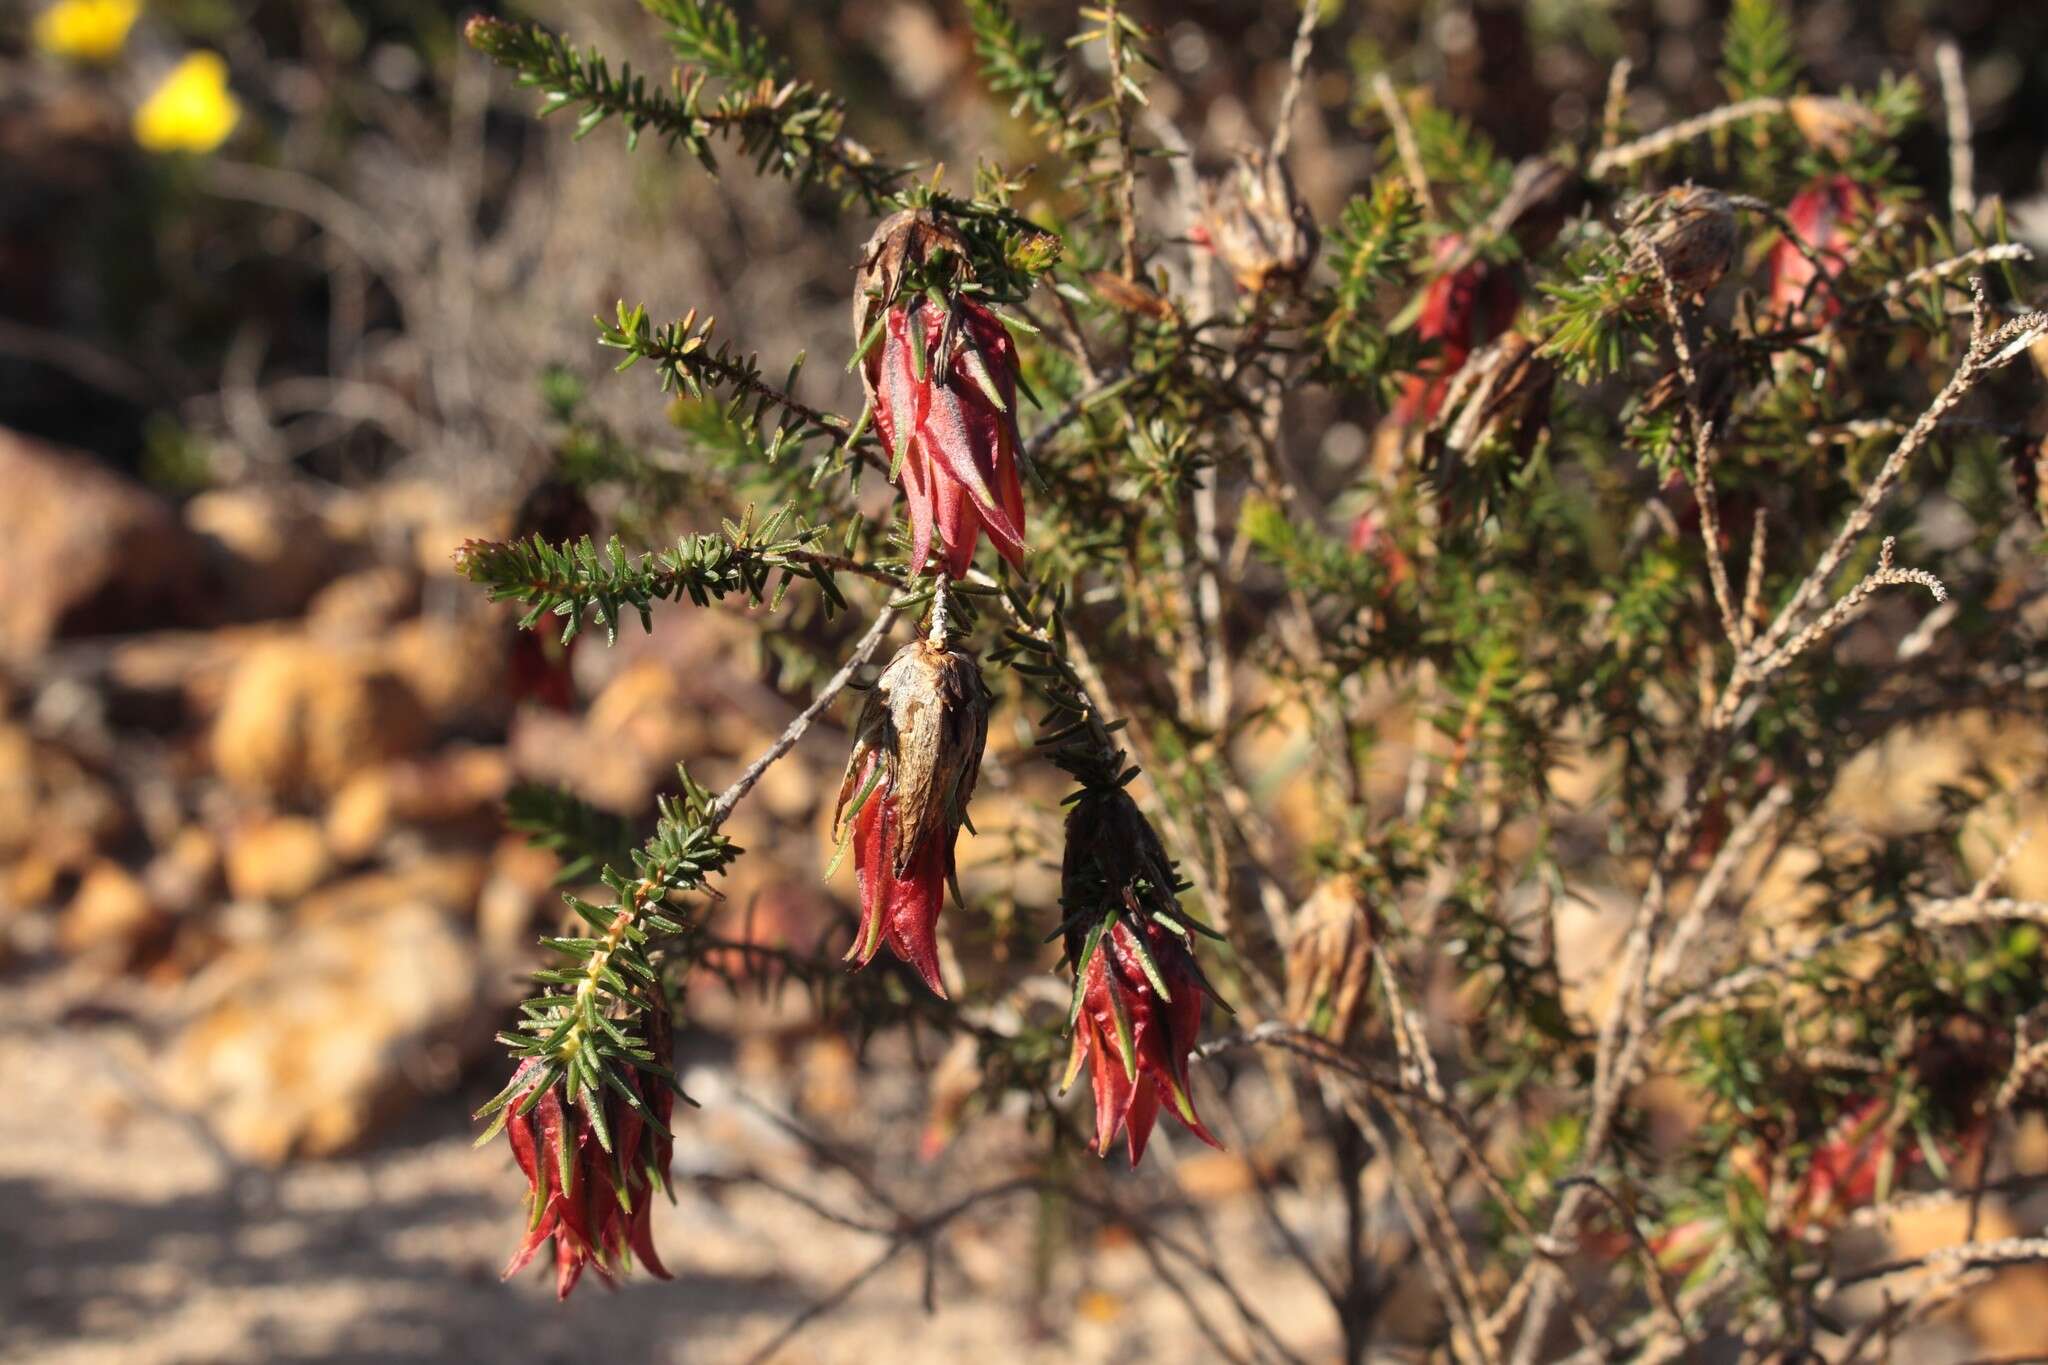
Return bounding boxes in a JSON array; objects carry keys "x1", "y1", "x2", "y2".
[{"x1": 2, "y1": 977, "x2": 1347, "y2": 1365}]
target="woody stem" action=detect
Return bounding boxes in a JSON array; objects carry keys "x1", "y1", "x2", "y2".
[{"x1": 927, "y1": 574, "x2": 952, "y2": 648}]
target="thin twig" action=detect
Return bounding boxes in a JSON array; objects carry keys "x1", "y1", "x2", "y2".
[
  {"x1": 1649, "y1": 782, "x2": 1794, "y2": 990},
  {"x1": 1747, "y1": 536, "x2": 1948, "y2": 678},
  {"x1": 1268, "y1": 0, "x2": 1320, "y2": 163},
  {"x1": 1650, "y1": 252, "x2": 1740, "y2": 644},
  {"x1": 1748, "y1": 287, "x2": 2043, "y2": 669},
  {"x1": 710, "y1": 608, "x2": 897, "y2": 826},
  {"x1": 1600, "y1": 58, "x2": 1633, "y2": 153},
  {"x1": 1936, "y1": 39, "x2": 1976, "y2": 231},
  {"x1": 737, "y1": 1177, "x2": 1043, "y2": 1365},
  {"x1": 1587, "y1": 97, "x2": 1788, "y2": 178},
  {"x1": 1554, "y1": 1176, "x2": 1698, "y2": 1364},
  {"x1": 1374, "y1": 74, "x2": 1437, "y2": 218},
  {"x1": 1103, "y1": 1, "x2": 1142, "y2": 281}
]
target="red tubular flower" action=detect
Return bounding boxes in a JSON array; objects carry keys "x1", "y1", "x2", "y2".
[
  {"x1": 1393, "y1": 235, "x2": 1520, "y2": 423},
  {"x1": 1058, "y1": 789, "x2": 1223, "y2": 1165},
  {"x1": 1063, "y1": 916, "x2": 1221, "y2": 1164},
  {"x1": 855, "y1": 210, "x2": 1028, "y2": 580},
  {"x1": 492, "y1": 1011, "x2": 678, "y2": 1299},
  {"x1": 1768, "y1": 175, "x2": 1871, "y2": 325},
  {"x1": 833, "y1": 639, "x2": 990, "y2": 997}
]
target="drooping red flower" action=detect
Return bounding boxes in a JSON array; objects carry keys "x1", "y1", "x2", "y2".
[
  {"x1": 833, "y1": 639, "x2": 990, "y2": 997},
  {"x1": 1769, "y1": 175, "x2": 1871, "y2": 325},
  {"x1": 489, "y1": 1009, "x2": 678, "y2": 1299},
  {"x1": 854, "y1": 210, "x2": 1028, "y2": 580},
  {"x1": 1393, "y1": 235, "x2": 1520, "y2": 423},
  {"x1": 1058, "y1": 789, "x2": 1223, "y2": 1165},
  {"x1": 1063, "y1": 915, "x2": 1222, "y2": 1164},
  {"x1": 872, "y1": 300, "x2": 1028, "y2": 579}
]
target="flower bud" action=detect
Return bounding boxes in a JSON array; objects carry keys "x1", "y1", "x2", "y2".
[
  {"x1": 1190, "y1": 147, "x2": 1320, "y2": 295},
  {"x1": 1284, "y1": 877, "x2": 1377, "y2": 1046},
  {"x1": 1058, "y1": 789, "x2": 1221, "y2": 1165},
  {"x1": 833, "y1": 639, "x2": 991, "y2": 997},
  {"x1": 1623, "y1": 184, "x2": 1737, "y2": 301}
]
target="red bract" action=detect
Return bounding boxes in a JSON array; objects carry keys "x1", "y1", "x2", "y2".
[
  {"x1": 833, "y1": 640, "x2": 990, "y2": 997},
  {"x1": 1769, "y1": 175, "x2": 1871, "y2": 325},
  {"x1": 493, "y1": 1020, "x2": 677, "y2": 1299},
  {"x1": 868, "y1": 298, "x2": 1028, "y2": 579},
  {"x1": 1393, "y1": 236, "x2": 1520, "y2": 423},
  {"x1": 839, "y1": 743, "x2": 952, "y2": 993},
  {"x1": 1062, "y1": 917, "x2": 1220, "y2": 1165}
]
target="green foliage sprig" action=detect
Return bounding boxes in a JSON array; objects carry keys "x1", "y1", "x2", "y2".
[
  {"x1": 463, "y1": 13, "x2": 904, "y2": 206},
  {"x1": 454, "y1": 510, "x2": 861, "y2": 646},
  {"x1": 476, "y1": 766, "x2": 737, "y2": 1141}
]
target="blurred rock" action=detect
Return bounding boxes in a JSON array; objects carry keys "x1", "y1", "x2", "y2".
[
  {"x1": 184, "y1": 487, "x2": 341, "y2": 620},
  {"x1": 751, "y1": 748, "x2": 817, "y2": 821},
  {"x1": 1883, "y1": 1200, "x2": 2048, "y2": 1354},
  {"x1": 323, "y1": 769, "x2": 396, "y2": 863},
  {"x1": 476, "y1": 835, "x2": 561, "y2": 959},
  {"x1": 304, "y1": 566, "x2": 419, "y2": 636},
  {"x1": 1827, "y1": 711, "x2": 2048, "y2": 837},
  {"x1": 0, "y1": 428, "x2": 204, "y2": 661},
  {"x1": 324, "y1": 748, "x2": 511, "y2": 862},
  {"x1": 948, "y1": 790, "x2": 1061, "y2": 908},
  {"x1": 292, "y1": 854, "x2": 488, "y2": 927},
  {"x1": 142, "y1": 826, "x2": 222, "y2": 916},
  {"x1": 798, "y1": 1034, "x2": 861, "y2": 1119},
  {"x1": 161, "y1": 892, "x2": 486, "y2": 1163},
  {"x1": 106, "y1": 626, "x2": 275, "y2": 716},
  {"x1": 587, "y1": 657, "x2": 710, "y2": 764},
  {"x1": 1959, "y1": 792, "x2": 2048, "y2": 900},
  {"x1": 509, "y1": 658, "x2": 710, "y2": 813},
  {"x1": 380, "y1": 616, "x2": 508, "y2": 732},
  {"x1": 224, "y1": 815, "x2": 333, "y2": 904},
  {"x1": 0, "y1": 722, "x2": 126, "y2": 896},
  {"x1": 210, "y1": 637, "x2": 430, "y2": 800},
  {"x1": 1172, "y1": 1149, "x2": 1260, "y2": 1202},
  {"x1": 58, "y1": 860, "x2": 165, "y2": 967}
]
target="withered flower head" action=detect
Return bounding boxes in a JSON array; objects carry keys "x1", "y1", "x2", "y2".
[
  {"x1": 1623, "y1": 184, "x2": 1737, "y2": 302},
  {"x1": 832, "y1": 638, "x2": 991, "y2": 997},
  {"x1": 1058, "y1": 789, "x2": 1222, "y2": 1165},
  {"x1": 1284, "y1": 877, "x2": 1378, "y2": 1046},
  {"x1": 1432, "y1": 331, "x2": 1555, "y2": 465},
  {"x1": 853, "y1": 210, "x2": 1028, "y2": 580},
  {"x1": 490, "y1": 1007, "x2": 678, "y2": 1299},
  {"x1": 1189, "y1": 146, "x2": 1320, "y2": 295},
  {"x1": 1768, "y1": 175, "x2": 1872, "y2": 325}
]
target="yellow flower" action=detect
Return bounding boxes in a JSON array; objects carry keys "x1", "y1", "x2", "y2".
[
  {"x1": 32, "y1": 0, "x2": 140, "y2": 63},
  {"x1": 134, "y1": 51, "x2": 241, "y2": 154}
]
